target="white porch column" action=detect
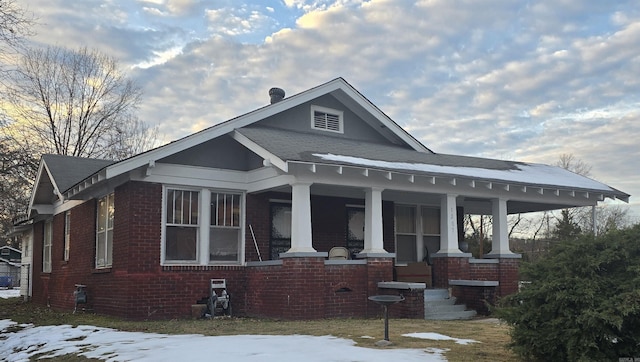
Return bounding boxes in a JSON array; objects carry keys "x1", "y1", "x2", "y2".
[
  {"x1": 361, "y1": 187, "x2": 387, "y2": 254},
  {"x1": 199, "y1": 189, "x2": 211, "y2": 265},
  {"x1": 438, "y1": 194, "x2": 463, "y2": 254},
  {"x1": 287, "y1": 182, "x2": 316, "y2": 253},
  {"x1": 489, "y1": 198, "x2": 513, "y2": 256}
]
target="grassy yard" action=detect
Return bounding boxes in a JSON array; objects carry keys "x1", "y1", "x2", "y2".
[{"x1": 0, "y1": 297, "x2": 517, "y2": 361}]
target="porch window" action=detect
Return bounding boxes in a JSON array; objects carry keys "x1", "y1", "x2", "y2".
[
  {"x1": 209, "y1": 192, "x2": 241, "y2": 262},
  {"x1": 43, "y1": 220, "x2": 52, "y2": 273},
  {"x1": 421, "y1": 207, "x2": 440, "y2": 263},
  {"x1": 395, "y1": 205, "x2": 417, "y2": 263},
  {"x1": 346, "y1": 207, "x2": 365, "y2": 256},
  {"x1": 270, "y1": 202, "x2": 291, "y2": 259},
  {"x1": 64, "y1": 211, "x2": 70, "y2": 261},
  {"x1": 395, "y1": 205, "x2": 441, "y2": 265},
  {"x1": 96, "y1": 193, "x2": 114, "y2": 268},
  {"x1": 165, "y1": 189, "x2": 199, "y2": 262}
]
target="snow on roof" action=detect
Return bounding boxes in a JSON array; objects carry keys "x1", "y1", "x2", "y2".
[{"x1": 313, "y1": 153, "x2": 617, "y2": 192}]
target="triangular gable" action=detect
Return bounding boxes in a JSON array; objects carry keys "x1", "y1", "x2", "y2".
[
  {"x1": 97, "y1": 78, "x2": 429, "y2": 183},
  {"x1": 29, "y1": 155, "x2": 114, "y2": 216}
]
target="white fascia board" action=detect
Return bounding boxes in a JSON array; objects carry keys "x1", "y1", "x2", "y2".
[
  {"x1": 42, "y1": 161, "x2": 63, "y2": 201},
  {"x1": 139, "y1": 163, "x2": 249, "y2": 189},
  {"x1": 27, "y1": 160, "x2": 47, "y2": 215},
  {"x1": 286, "y1": 161, "x2": 622, "y2": 206},
  {"x1": 232, "y1": 131, "x2": 288, "y2": 172},
  {"x1": 103, "y1": 80, "x2": 349, "y2": 181},
  {"x1": 31, "y1": 204, "x2": 54, "y2": 215}
]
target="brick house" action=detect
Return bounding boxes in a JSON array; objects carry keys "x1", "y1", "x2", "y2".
[{"x1": 23, "y1": 78, "x2": 628, "y2": 319}]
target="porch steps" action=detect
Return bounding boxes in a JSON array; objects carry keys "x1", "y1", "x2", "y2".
[{"x1": 424, "y1": 289, "x2": 477, "y2": 320}]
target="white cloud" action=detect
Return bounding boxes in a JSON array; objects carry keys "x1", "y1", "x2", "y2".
[{"x1": 15, "y1": 0, "x2": 640, "y2": 220}]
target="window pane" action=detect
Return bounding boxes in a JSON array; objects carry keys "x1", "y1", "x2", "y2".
[
  {"x1": 271, "y1": 204, "x2": 291, "y2": 239},
  {"x1": 189, "y1": 191, "x2": 198, "y2": 224},
  {"x1": 165, "y1": 226, "x2": 197, "y2": 261},
  {"x1": 106, "y1": 230, "x2": 113, "y2": 266},
  {"x1": 231, "y1": 194, "x2": 240, "y2": 227},
  {"x1": 395, "y1": 206, "x2": 416, "y2": 233},
  {"x1": 422, "y1": 207, "x2": 440, "y2": 234},
  {"x1": 347, "y1": 209, "x2": 365, "y2": 241},
  {"x1": 96, "y1": 232, "x2": 106, "y2": 267},
  {"x1": 167, "y1": 190, "x2": 198, "y2": 225},
  {"x1": 423, "y1": 235, "x2": 440, "y2": 264},
  {"x1": 107, "y1": 194, "x2": 115, "y2": 229},
  {"x1": 97, "y1": 198, "x2": 107, "y2": 232},
  {"x1": 166, "y1": 190, "x2": 176, "y2": 223},
  {"x1": 396, "y1": 234, "x2": 417, "y2": 263},
  {"x1": 181, "y1": 191, "x2": 190, "y2": 224},
  {"x1": 210, "y1": 227, "x2": 239, "y2": 261}
]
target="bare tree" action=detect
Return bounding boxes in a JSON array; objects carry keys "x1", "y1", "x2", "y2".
[
  {"x1": 0, "y1": 0, "x2": 35, "y2": 81},
  {"x1": 0, "y1": 45, "x2": 157, "y2": 246},
  {"x1": 2, "y1": 45, "x2": 156, "y2": 160},
  {"x1": 555, "y1": 153, "x2": 592, "y2": 177}
]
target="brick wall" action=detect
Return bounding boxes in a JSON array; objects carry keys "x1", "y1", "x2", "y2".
[
  {"x1": 432, "y1": 257, "x2": 470, "y2": 288},
  {"x1": 469, "y1": 262, "x2": 499, "y2": 281},
  {"x1": 498, "y1": 258, "x2": 520, "y2": 297}
]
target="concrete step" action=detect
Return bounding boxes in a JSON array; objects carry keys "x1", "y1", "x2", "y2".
[
  {"x1": 425, "y1": 310, "x2": 477, "y2": 320},
  {"x1": 423, "y1": 288, "x2": 477, "y2": 320},
  {"x1": 424, "y1": 288, "x2": 450, "y2": 300},
  {"x1": 425, "y1": 302, "x2": 467, "y2": 313}
]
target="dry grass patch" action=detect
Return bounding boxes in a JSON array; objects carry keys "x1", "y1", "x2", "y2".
[{"x1": 0, "y1": 298, "x2": 516, "y2": 361}]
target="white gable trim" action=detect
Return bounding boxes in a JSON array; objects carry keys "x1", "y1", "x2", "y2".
[
  {"x1": 232, "y1": 131, "x2": 288, "y2": 172},
  {"x1": 92, "y1": 78, "x2": 427, "y2": 184}
]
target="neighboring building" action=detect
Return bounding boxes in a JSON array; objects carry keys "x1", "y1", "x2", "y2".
[
  {"x1": 23, "y1": 78, "x2": 629, "y2": 319},
  {"x1": 9, "y1": 215, "x2": 33, "y2": 299},
  {"x1": 0, "y1": 245, "x2": 22, "y2": 287}
]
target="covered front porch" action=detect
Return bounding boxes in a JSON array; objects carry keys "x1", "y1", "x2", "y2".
[{"x1": 241, "y1": 160, "x2": 593, "y2": 319}]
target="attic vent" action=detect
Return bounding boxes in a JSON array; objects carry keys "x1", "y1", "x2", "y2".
[{"x1": 311, "y1": 105, "x2": 343, "y2": 133}]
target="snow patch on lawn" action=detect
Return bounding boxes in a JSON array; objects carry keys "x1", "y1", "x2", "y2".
[{"x1": 403, "y1": 332, "x2": 479, "y2": 345}]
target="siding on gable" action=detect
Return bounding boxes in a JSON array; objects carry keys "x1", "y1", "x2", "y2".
[
  {"x1": 160, "y1": 135, "x2": 264, "y2": 170},
  {"x1": 257, "y1": 94, "x2": 392, "y2": 144}
]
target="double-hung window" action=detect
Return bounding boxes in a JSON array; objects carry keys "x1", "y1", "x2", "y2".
[
  {"x1": 209, "y1": 192, "x2": 241, "y2": 261},
  {"x1": 64, "y1": 211, "x2": 71, "y2": 261},
  {"x1": 165, "y1": 189, "x2": 199, "y2": 262},
  {"x1": 163, "y1": 188, "x2": 243, "y2": 265},
  {"x1": 96, "y1": 193, "x2": 114, "y2": 268},
  {"x1": 43, "y1": 220, "x2": 52, "y2": 273}
]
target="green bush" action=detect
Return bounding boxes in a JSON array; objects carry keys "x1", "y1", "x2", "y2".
[{"x1": 495, "y1": 224, "x2": 640, "y2": 361}]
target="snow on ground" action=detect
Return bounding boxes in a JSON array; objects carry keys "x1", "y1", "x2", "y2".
[
  {"x1": 0, "y1": 320, "x2": 447, "y2": 362},
  {"x1": 0, "y1": 290, "x2": 479, "y2": 362},
  {"x1": 403, "y1": 332, "x2": 479, "y2": 345},
  {"x1": 0, "y1": 288, "x2": 20, "y2": 299}
]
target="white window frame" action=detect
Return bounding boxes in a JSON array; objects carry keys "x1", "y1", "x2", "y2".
[
  {"x1": 161, "y1": 186, "x2": 245, "y2": 266},
  {"x1": 64, "y1": 211, "x2": 71, "y2": 261},
  {"x1": 43, "y1": 220, "x2": 52, "y2": 273},
  {"x1": 310, "y1": 105, "x2": 344, "y2": 133},
  {"x1": 209, "y1": 191, "x2": 243, "y2": 263},
  {"x1": 96, "y1": 193, "x2": 114, "y2": 269},
  {"x1": 394, "y1": 204, "x2": 441, "y2": 265},
  {"x1": 164, "y1": 188, "x2": 200, "y2": 263}
]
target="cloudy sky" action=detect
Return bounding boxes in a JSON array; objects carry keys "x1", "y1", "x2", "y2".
[{"x1": 22, "y1": 0, "x2": 640, "y2": 220}]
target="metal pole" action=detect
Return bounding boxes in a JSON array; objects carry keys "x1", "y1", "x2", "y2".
[{"x1": 383, "y1": 305, "x2": 389, "y2": 341}]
